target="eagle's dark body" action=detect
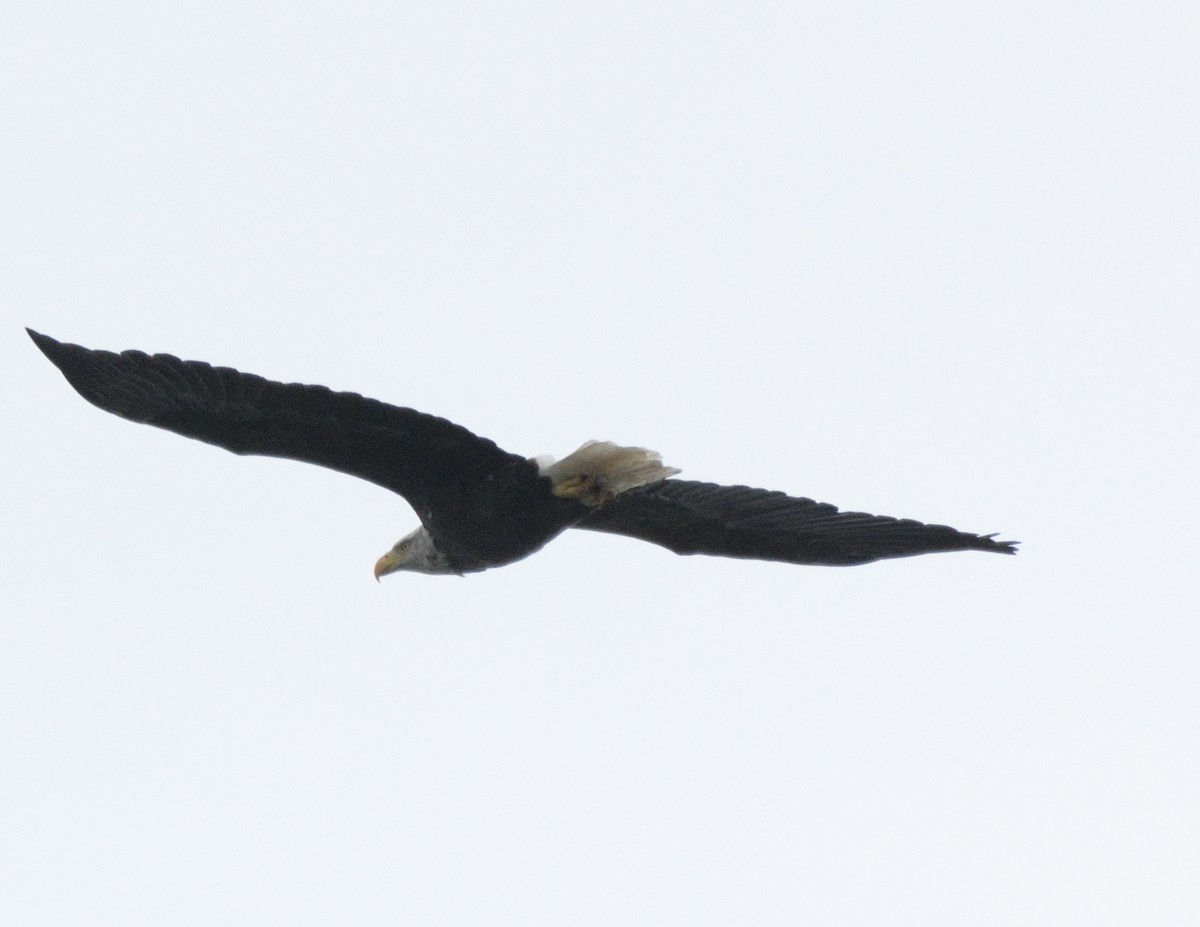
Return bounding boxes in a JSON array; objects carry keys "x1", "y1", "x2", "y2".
[{"x1": 28, "y1": 330, "x2": 1017, "y2": 576}]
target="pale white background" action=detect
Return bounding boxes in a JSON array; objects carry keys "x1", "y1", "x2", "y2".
[{"x1": 2, "y1": 2, "x2": 1197, "y2": 924}]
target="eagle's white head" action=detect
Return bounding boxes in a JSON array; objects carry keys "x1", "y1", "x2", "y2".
[{"x1": 374, "y1": 526, "x2": 459, "y2": 578}]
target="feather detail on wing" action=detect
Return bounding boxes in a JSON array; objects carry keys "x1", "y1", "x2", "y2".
[
  {"x1": 27, "y1": 329, "x2": 529, "y2": 518},
  {"x1": 575, "y1": 479, "x2": 1017, "y2": 566}
]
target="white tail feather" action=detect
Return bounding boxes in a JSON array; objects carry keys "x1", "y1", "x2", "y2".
[{"x1": 538, "y1": 440, "x2": 680, "y2": 504}]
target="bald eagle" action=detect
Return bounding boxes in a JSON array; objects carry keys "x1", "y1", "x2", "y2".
[{"x1": 28, "y1": 330, "x2": 1016, "y2": 577}]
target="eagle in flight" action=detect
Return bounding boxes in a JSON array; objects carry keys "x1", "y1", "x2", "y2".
[{"x1": 28, "y1": 330, "x2": 1016, "y2": 578}]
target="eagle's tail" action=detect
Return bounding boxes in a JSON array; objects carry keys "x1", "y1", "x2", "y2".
[{"x1": 539, "y1": 441, "x2": 681, "y2": 507}]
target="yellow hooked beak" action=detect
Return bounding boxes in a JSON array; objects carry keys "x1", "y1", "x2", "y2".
[{"x1": 374, "y1": 549, "x2": 403, "y2": 582}]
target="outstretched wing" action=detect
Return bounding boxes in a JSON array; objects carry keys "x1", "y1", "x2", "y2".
[
  {"x1": 576, "y1": 479, "x2": 1017, "y2": 566},
  {"x1": 27, "y1": 329, "x2": 530, "y2": 521}
]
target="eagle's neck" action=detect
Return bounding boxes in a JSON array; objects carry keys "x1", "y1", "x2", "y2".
[{"x1": 403, "y1": 526, "x2": 460, "y2": 575}]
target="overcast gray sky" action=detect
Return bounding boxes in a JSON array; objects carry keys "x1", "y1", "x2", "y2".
[{"x1": 2, "y1": 1, "x2": 1197, "y2": 924}]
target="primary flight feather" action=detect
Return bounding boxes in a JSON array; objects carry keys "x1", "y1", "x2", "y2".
[{"x1": 28, "y1": 330, "x2": 1017, "y2": 578}]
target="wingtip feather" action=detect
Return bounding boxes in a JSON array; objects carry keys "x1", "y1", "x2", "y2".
[
  {"x1": 980, "y1": 533, "x2": 1020, "y2": 555},
  {"x1": 27, "y1": 328, "x2": 57, "y2": 354}
]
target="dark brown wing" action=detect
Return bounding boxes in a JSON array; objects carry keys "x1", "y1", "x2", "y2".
[
  {"x1": 576, "y1": 479, "x2": 1017, "y2": 566},
  {"x1": 27, "y1": 329, "x2": 533, "y2": 524}
]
